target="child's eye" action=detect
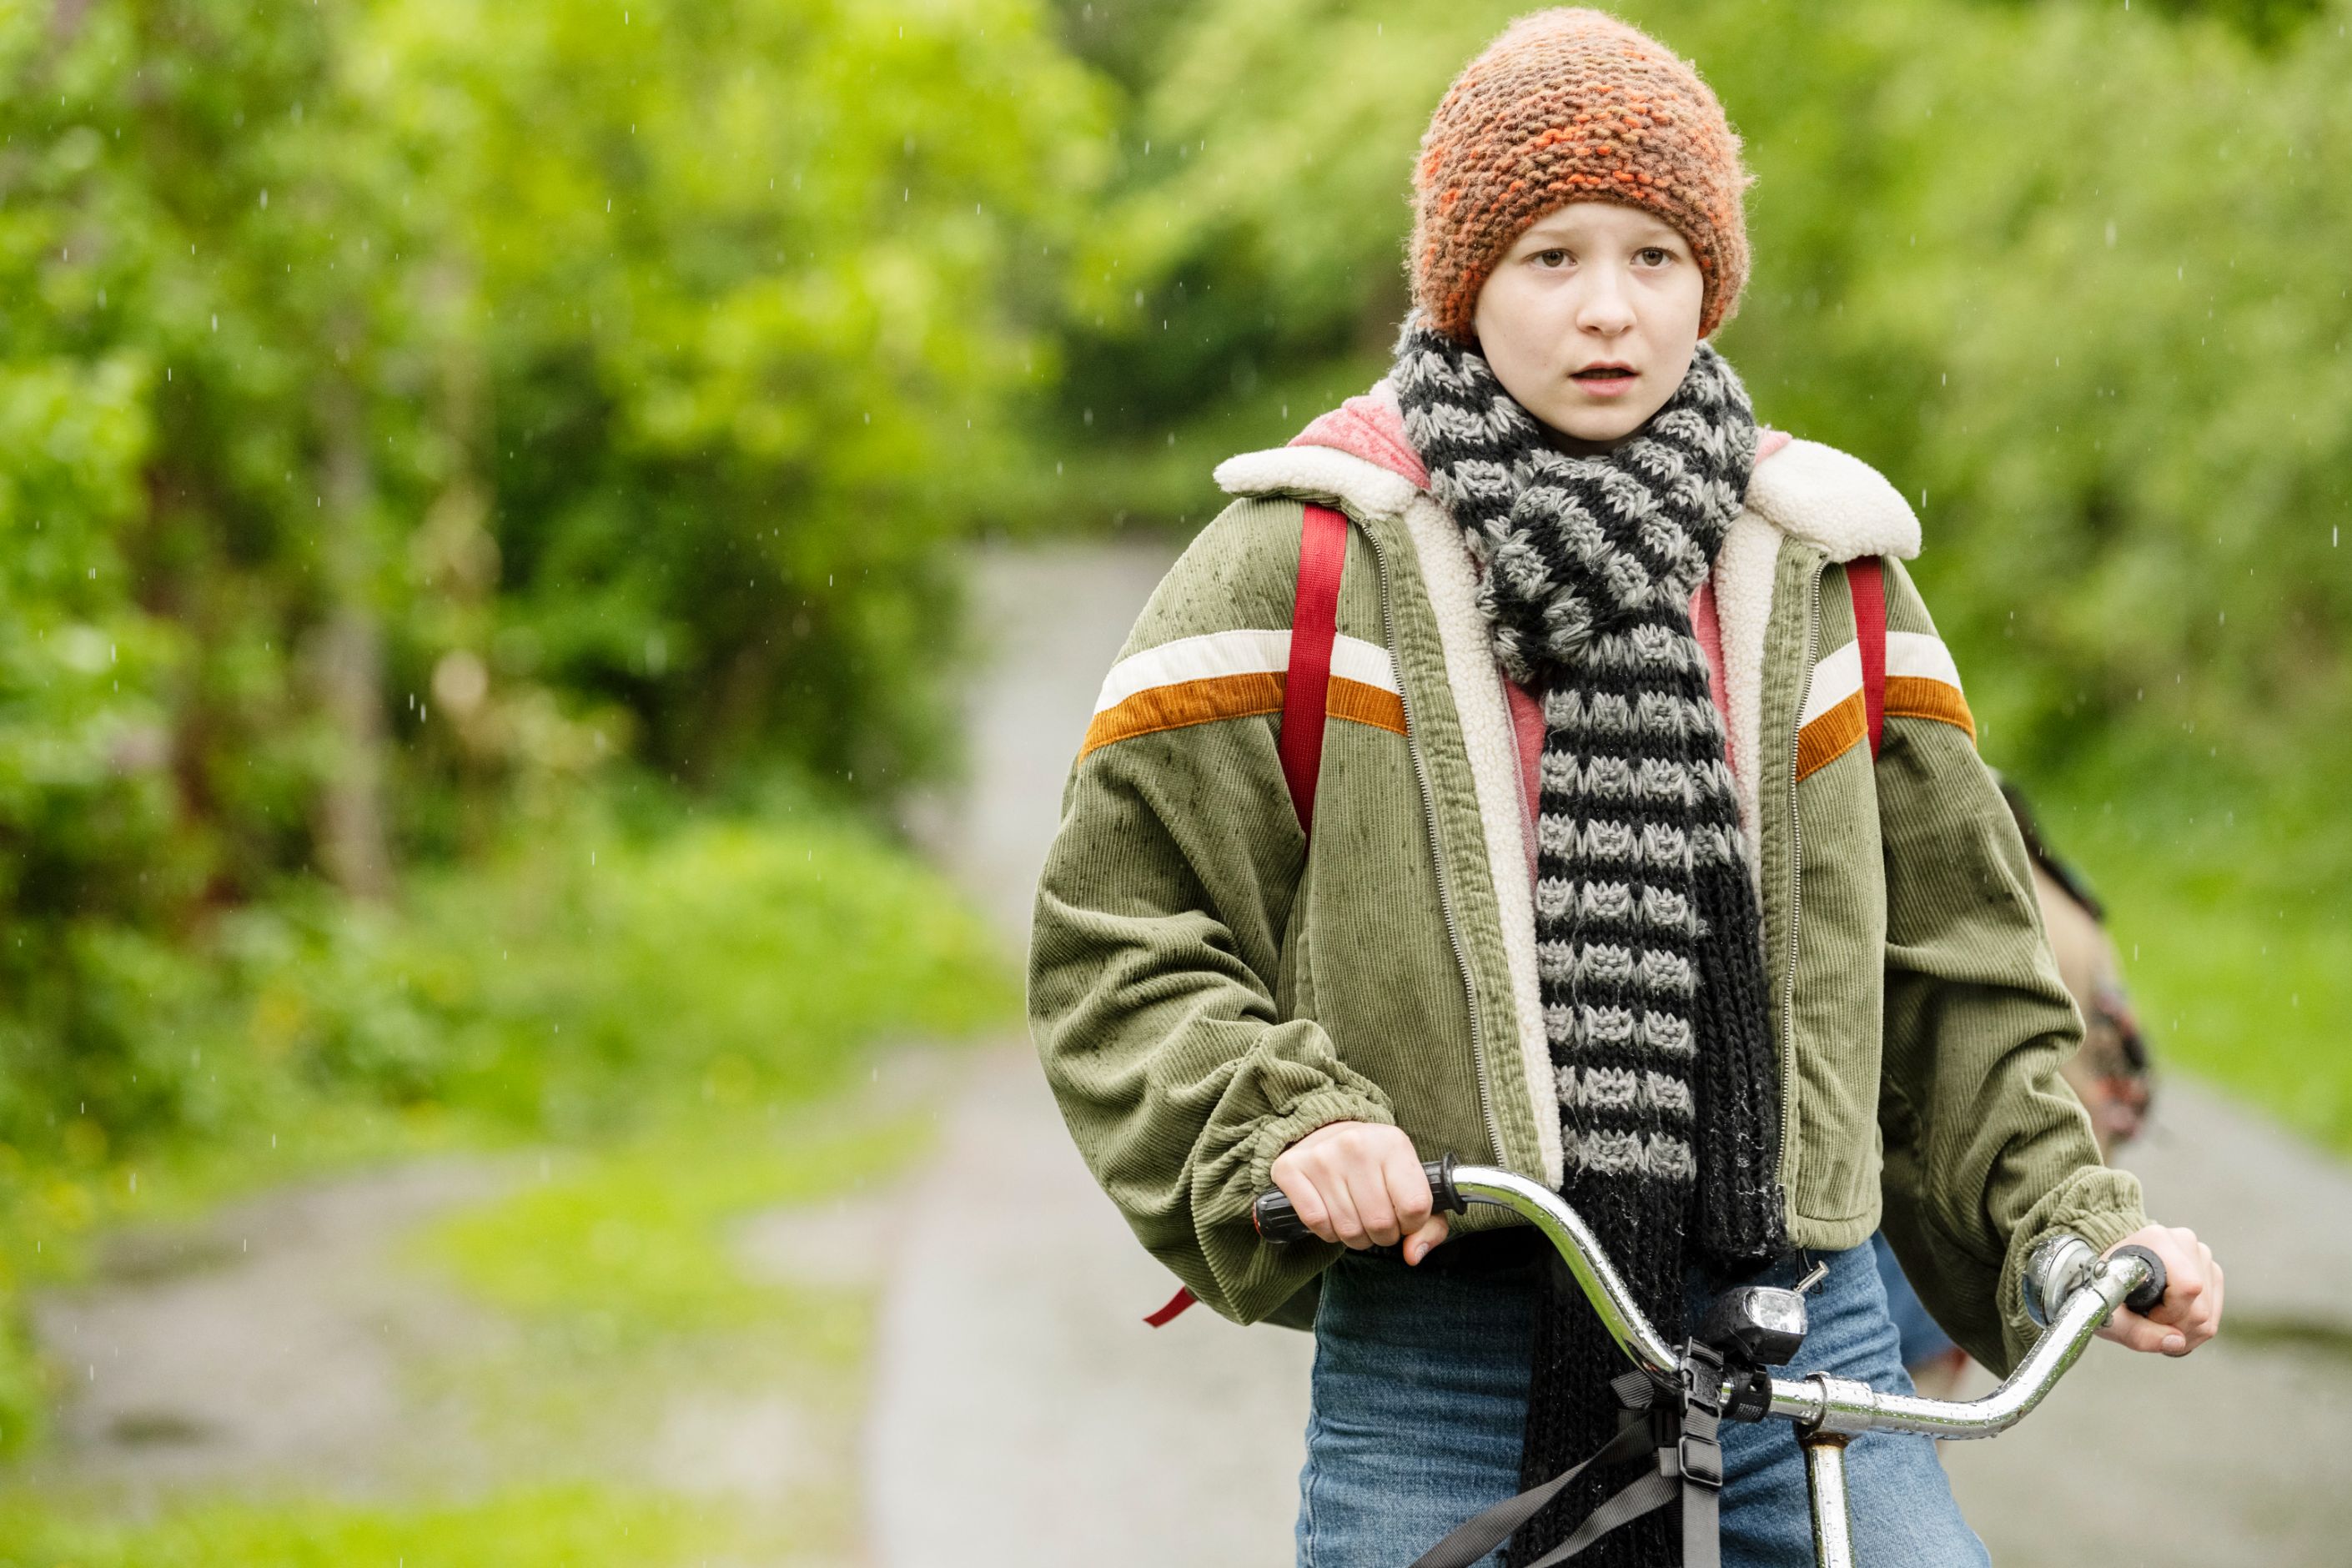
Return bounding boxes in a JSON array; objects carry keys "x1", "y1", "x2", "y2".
[
  {"x1": 1637, "y1": 246, "x2": 1672, "y2": 266},
  {"x1": 1535, "y1": 249, "x2": 1571, "y2": 269}
]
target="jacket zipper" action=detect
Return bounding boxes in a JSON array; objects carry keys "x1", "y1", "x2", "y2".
[
  {"x1": 1779, "y1": 560, "x2": 1828, "y2": 1187},
  {"x1": 1361, "y1": 518, "x2": 1508, "y2": 1168}
]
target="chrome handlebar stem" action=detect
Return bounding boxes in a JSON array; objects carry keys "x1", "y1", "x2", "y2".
[
  {"x1": 1445, "y1": 1165, "x2": 2148, "y2": 1440},
  {"x1": 1442, "y1": 1166, "x2": 1687, "y2": 1376}
]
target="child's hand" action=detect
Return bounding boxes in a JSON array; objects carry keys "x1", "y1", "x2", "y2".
[
  {"x1": 2095, "y1": 1224, "x2": 2223, "y2": 1355},
  {"x1": 1269, "y1": 1121, "x2": 1451, "y2": 1264}
]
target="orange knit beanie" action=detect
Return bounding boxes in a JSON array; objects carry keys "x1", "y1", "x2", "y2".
[{"x1": 1409, "y1": 8, "x2": 1756, "y2": 344}]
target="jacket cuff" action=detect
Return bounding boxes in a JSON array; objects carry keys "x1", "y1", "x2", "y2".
[
  {"x1": 1998, "y1": 1163, "x2": 2149, "y2": 1366},
  {"x1": 1241, "y1": 1085, "x2": 1398, "y2": 1198}
]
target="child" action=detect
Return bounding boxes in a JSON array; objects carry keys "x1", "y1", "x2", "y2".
[{"x1": 1028, "y1": 10, "x2": 2220, "y2": 1565}]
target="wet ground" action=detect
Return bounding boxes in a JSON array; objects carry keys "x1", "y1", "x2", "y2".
[{"x1": 14, "y1": 1057, "x2": 961, "y2": 1565}]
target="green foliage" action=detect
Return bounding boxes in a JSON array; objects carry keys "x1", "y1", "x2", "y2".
[
  {"x1": 0, "y1": 0, "x2": 1080, "y2": 1479},
  {"x1": 219, "y1": 794, "x2": 1018, "y2": 1138},
  {"x1": 2034, "y1": 756, "x2": 2352, "y2": 1153},
  {"x1": 370, "y1": 0, "x2": 1113, "y2": 790},
  {"x1": 0, "y1": 0, "x2": 1103, "y2": 1169},
  {"x1": 0, "y1": 795, "x2": 1016, "y2": 1460}
]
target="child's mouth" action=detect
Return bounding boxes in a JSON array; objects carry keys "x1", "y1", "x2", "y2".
[{"x1": 1572, "y1": 367, "x2": 1638, "y2": 395}]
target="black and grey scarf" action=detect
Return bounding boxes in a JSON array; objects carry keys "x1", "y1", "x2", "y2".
[{"x1": 1393, "y1": 312, "x2": 1787, "y2": 1568}]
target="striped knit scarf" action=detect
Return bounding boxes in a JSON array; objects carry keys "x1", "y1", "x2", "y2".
[{"x1": 1393, "y1": 313, "x2": 1787, "y2": 1568}]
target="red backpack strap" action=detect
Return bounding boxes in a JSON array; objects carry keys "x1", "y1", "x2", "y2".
[
  {"x1": 1277, "y1": 503, "x2": 1349, "y2": 832},
  {"x1": 1848, "y1": 556, "x2": 1887, "y2": 760},
  {"x1": 1147, "y1": 504, "x2": 1347, "y2": 1331},
  {"x1": 1143, "y1": 1285, "x2": 1196, "y2": 1327}
]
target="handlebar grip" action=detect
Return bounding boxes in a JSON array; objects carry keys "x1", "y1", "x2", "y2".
[
  {"x1": 1253, "y1": 1153, "x2": 1468, "y2": 1245},
  {"x1": 2109, "y1": 1243, "x2": 2169, "y2": 1316}
]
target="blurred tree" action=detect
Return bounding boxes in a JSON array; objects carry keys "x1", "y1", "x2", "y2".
[
  {"x1": 0, "y1": 0, "x2": 1111, "y2": 1157},
  {"x1": 376, "y1": 0, "x2": 1111, "y2": 793}
]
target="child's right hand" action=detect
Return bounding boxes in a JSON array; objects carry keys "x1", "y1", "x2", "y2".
[{"x1": 1269, "y1": 1121, "x2": 1451, "y2": 1264}]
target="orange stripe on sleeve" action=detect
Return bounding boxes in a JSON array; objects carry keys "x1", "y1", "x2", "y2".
[
  {"x1": 1883, "y1": 676, "x2": 1976, "y2": 742},
  {"x1": 1795, "y1": 691, "x2": 1867, "y2": 781},
  {"x1": 1326, "y1": 676, "x2": 1407, "y2": 737},
  {"x1": 1081, "y1": 672, "x2": 1284, "y2": 758},
  {"x1": 1079, "y1": 673, "x2": 1407, "y2": 759}
]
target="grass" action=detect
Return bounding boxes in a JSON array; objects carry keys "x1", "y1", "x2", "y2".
[
  {"x1": 0, "y1": 787, "x2": 1019, "y2": 1560},
  {"x1": 0, "y1": 1046, "x2": 972, "y2": 1566},
  {"x1": 0, "y1": 1485, "x2": 738, "y2": 1568},
  {"x1": 420, "y1": 1111, "x2": 929, "y2": 1348}
]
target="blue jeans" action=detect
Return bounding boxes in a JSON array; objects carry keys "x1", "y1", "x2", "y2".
[
  {"x1": 1295, "y1": 1234, "x2": 1989, "y2": 1567},
  {"x1": 1870, "y1": 1229, "x2": 1962, "y2": 1369}
]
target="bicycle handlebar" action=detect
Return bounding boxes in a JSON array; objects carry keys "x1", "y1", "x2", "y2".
[
  {"x1": 1252, "y1": 1154, "x2": 1468, "y2": 1245},
  {"x1": 1251, "y1": 1160, "x2": 2167, "y2": 1442}
]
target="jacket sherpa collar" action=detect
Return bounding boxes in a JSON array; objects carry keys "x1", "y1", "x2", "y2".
[
  {"x1": 1209, "y1": 377, "x2": 1925, "y2": 890},
  {"x1": 1210, "y1": 382, "x2": 1924, "y2": 1191},
  {"x1": 1210, "y1": 377, "x2": 1922, "y2": 560}
]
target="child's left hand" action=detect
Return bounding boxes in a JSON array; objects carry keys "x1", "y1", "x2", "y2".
[{"x1": 2094, "y1": 1224, "x2": 2222, "y2": 1355}]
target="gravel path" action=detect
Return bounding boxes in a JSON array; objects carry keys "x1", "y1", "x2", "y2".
[{"x1": 872, "y1": 535, "x2": 2352, "y2": 1567}]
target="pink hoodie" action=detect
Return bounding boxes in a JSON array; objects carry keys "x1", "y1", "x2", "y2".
[{"x1": 1289, "y1": 386, "x2": 1791, "y2": 874}]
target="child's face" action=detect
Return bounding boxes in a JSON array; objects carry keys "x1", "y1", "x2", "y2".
[{"x1": 1470, "y1": 200, "x2": 1706, "y2": 455}]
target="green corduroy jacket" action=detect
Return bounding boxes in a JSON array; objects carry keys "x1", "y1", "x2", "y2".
[{"x1": 1028, "y1": 401, "x2": 2147, "y2": 1376}]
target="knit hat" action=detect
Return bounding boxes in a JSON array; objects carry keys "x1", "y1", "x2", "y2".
[{"x1": 1408, "y1": 7, "x2": 1756, "y2": 344}]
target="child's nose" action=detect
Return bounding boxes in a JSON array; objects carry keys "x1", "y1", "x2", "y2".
[{"x1": 1576, "y1": 271, "x2": 1640, "y2": 332}]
